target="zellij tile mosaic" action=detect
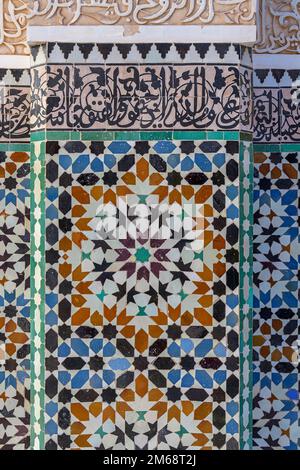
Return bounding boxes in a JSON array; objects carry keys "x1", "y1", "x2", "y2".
[{"x1": 27, "y1": 134, "x2": 253, "y2": 450}]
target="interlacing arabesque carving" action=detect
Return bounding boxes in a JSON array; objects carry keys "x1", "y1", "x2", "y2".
[
  {"x1": 31, "y1": 63, "x2": 252, "y2": 131},
  {"x1": 0, "y1": 1, "x2": 255, "y2": 54},
  {"x1": 256, "y1": 0, "x2": 300, "y2": 53}
]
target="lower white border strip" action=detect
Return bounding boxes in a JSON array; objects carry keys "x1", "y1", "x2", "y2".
[{"x1": 28, "y1": 25, "x2": 257, "y2": 45}]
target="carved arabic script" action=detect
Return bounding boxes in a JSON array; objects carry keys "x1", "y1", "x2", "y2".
[
  {"x1": 0, "y1": 0, "x2": 255, "y2": 55},
  {"x1": 28, "y1": 0, "x2": 255, "y2": 25}
]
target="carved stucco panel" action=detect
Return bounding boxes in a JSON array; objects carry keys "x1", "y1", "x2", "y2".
[
  {"x1": 28, "y1": 0, "x2": 256, "y2": 26},
  {"x1": 0, "y1": 1, "x2": 256, "y2": 55},
  {"x1": 0, "y1": 0, "x2": 30, "y2": 54},
  {"x1": 256, "y1": 0, "x2": 300, "y2": 54}
]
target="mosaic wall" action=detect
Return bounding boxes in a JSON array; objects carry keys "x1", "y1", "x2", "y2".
[
  {"x1": 252, "y1": 68, "x2": 300, "y2": 449},
  {"x1": 41, "y1": 135, "x2": 251, "y2": 450},
  {"x1": 1, "y1": 0, "x2": 299, "y2": 452},
  {"x1": 24, "y1": 43, "x2": 254, "y2": 450},
  {"x1": 0, "y1": 68, "x2": 31, "y2": 449},
  {"x1": 252, "y1": 0, "x2": 300, "y2": 452}
]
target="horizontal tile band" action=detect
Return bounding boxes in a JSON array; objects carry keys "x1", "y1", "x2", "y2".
[
  {"x1": 254, "y1": 143, "x2": 300, "y2": 151},
  {"x1": 30, "y1": 130, "x2": 252, "y2": 142},
  {"x1": 0, "y1": 143, "x2": 30, "y2": 151}
]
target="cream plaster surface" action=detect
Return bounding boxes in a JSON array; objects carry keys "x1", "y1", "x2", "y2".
[{"x1": 27, "y1": 24, "x2": 257, "y2": 45}]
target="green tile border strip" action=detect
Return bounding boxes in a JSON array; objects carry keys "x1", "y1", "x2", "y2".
[
  {"x1": 31, "y1": 129, "x2": 245, "y2": 142},
  {"x1": 254, "y1": 143, "x2": 300, "y2": 152},
  {"x1": 239, "y1": 138, "x2": 254, "y2": 450},
  {"x1": 31, "y1": 130, "x2": 46, "y2": 142},
  {"x1": 0, "y1": 143, "x2": 30, "y2": 151},
  {"x1": 30, "y1": 139, "x2": 46, "y2": 450}
]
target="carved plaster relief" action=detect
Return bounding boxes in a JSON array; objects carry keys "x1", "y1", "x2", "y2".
[
  {"x1": 0, "y1": 1, "x2": 255, "y2": 55},
  {"x1": 0, "y1": 1, "x2": 29, "y2": 55},
  {"x1": 28, "y1": 0, "x2": 256, "y2": 26},
  {"x1": 256, "y1": 0, "x2": 300, "y2": 54}
]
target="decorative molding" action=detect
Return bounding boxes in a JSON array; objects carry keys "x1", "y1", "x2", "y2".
[
  {"x1": 255, "y1": 0, "x2": 300, "y2": 54},
  {"x1": 0, "y1": 1, "x2": 256, "y2": 55},
  {"x1": 239, "y1": 137, "x2": 253, "y2": 450},
  {"x1": 10, "y1": 2, "x2": 300, "y2": 56},
  {"x1": 43, "y1": 42, "x2": 249, "y2": 64}
]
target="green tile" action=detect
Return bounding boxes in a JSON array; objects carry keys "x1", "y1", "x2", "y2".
[
  {"x1": 46, "y1": 131, "x2": 70, "y2": 140},
  {"x1": 70, "y1": 131, "x2": 82, "y2": 140},
  {"x1": 269, "y1": 144, "x2": 281, "y2": 152},
  {"x1": 240, "y1": 131, "x2": 253, "y2": 142},
  {"x1": 115, "y1": 131, "x2": 141, "y2": 141},
  {"x1": 207, "y1": 131, "x2": 224, "y2": 140},
  {"x1": 253, "y1": 143, "x2": 280, "y2": 152},
  {"x1": 140, "y1": 131, "x2": 173, "y2": 140},
  {"x1": 224, "y1": 131, "x2": 240, "y2": 141},
  {"x1": 281, "y1": 143, "x2": 300, "y2": 152},
  {"x1": 81, "y1": 131, "x2": 115, "y2": 141},
  {"x1": 8, "y1": 143, "x2": 31, "y2": 152},
  {"x1": 173, "y1": 131, "x2": 206, "y2": 140},
  {"x1": 31, "y1": 130, "x2": 46, "y2": 142},
  {"x1": 0, "y1": 143, "x2": 10, "y2": 151}
]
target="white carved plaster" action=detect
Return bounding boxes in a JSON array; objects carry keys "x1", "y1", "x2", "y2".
[
  {"x1": 256, "y1": 0, "x2": 300, "y2": 54},
  {"x1": 0, "y1": 0, "x2": 256, "y2": 55}
]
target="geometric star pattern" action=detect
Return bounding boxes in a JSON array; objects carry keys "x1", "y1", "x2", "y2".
[
  {"x1": 44, "y1": 139, "x2": 241, "y2": 450},
  {"x1": 1, "y1": 35, "x2": 299, "y2": 452},
  {"x1": 0, "y1": 149, "x2": 31, "y2": 449},
  {"x1": 253, "y1": 149, "x2": 300, "y2": 450}
]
